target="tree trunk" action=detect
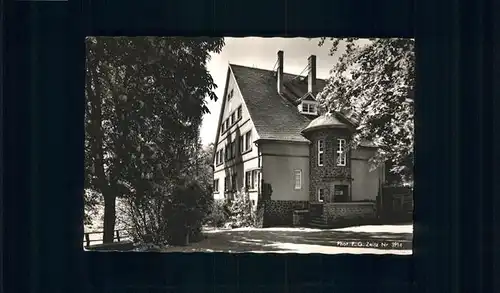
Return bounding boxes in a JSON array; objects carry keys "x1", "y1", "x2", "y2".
[{"x1": 102, "y1": 194, "x2": 117, "y2": 243}]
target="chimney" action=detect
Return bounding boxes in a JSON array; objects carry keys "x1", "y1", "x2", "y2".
[
  {"x1": 277, "y1": 50, "x2": 284, "y2": 94},
  {"x1": 308, "y1": 55, "x2": 317, "y2": 93}
]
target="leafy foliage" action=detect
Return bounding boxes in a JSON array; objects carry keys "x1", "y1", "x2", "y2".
[
  {"x1": 83, "y1": 189, "x2": 100, "y2": 227},
  {"x1": 317, "y1": 38, "x2": 414, "y2": 184},
  {"x1": 85, "y1": 37, "x2": 224, "y2": 242},
  {"x1": 124, "y1": 177, "x2": 211, "y2": 246},
  {"x1": 205, "y1": 200, "x2": 231, "y2": 228},
  {"x1": 227, "y1": 189, "x2": 255, "y2": 228}
]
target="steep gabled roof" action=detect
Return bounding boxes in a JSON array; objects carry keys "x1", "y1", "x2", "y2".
[
  {"x1": 227, "y1": 63, "x2": 377, "y2": 149},
  {"x1": 230, "y1": 64, "x2": 327, "y2": 143}
]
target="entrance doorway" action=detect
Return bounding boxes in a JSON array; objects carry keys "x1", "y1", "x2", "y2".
[{"x1": 332, "y1": 184, "x2": 349, "y2": 202}]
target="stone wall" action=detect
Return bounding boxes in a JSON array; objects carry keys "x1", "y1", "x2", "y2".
[
  {"x1": 305, "y1": 129, "x2": 352, "y2": 202},
  {"x1": 261, "y1": 200, "x2": 309, "y2": 227},
  {"x1": 323, "y1": 202, "x2": 376, "y2": 223}
]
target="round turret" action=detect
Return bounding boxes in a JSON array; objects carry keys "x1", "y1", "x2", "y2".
[{"x1": 301, "y1": 113, "x2": 349, "y2": 134}]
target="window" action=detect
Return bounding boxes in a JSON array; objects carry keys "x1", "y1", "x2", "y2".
[
  {"x1": 252, "y1": 170, "x2": 259, "y2": 191},
  {"x1": 219, "y1": 149, "x2": 224, "y2": 164},
  {"x1": 294, "y1": 170, "x2": 302, "y2": 190},
  {"x1": 237, "y1": 106, "x2": 242, "y2": 119},
  {"x1": 224, "y1": 177, "x2": 229, "y2": 192},
  {"x1": 336, "y1": 138, "x2": 347, "y2": 166},
  {"x1": 213, "y1": 179, "x2": 219, "y2": 192},
  {"x1": 225, "y1": 145, "x2": 230, "y2": 161},
  {"x1": 231, "y1": 112, "x2": 236, "y2": 125},
  {"x1": 231, "y1": 173, "x2": 237, "y2": 191},
  {"x1": 245, "y1": 131, "x2": 252, "y2": 151},
  {"x1": 239, "y1": 135, "x2": 244, "y2": 153},
  {"x1": 245, "y1": 171, "x2": 252, "y2": 189},
  {"x1": 215, "y1": 151, "x2": 219, "y2": 165},
  {"x1": 245, "y1": 170, "x2": 259, "y2": 190},
  {"x1": 231, "y1": 141, "x2": 236, "y2": 158},
  {"x1": 318, "y1": 188, "x2": 326, "y2": 202},
  {"x1": 300, "y1": 102, "x2": 317, "y2": 114},
  {"x1": 227, "y1": 89, "x2": 234, "y2": 100},
  {"x1": 333, "y1": 185, "x2": 349, "y2": 202},
  {"x1": 318, "y1": 139, "x2": 324, "y2": 166}
]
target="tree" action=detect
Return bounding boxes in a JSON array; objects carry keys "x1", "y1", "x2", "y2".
[
  {"x1": 196, "y1": 143, "x2": 215, "y2": 190},
  {"x1": 317, "y1": 38, "x2": 414, "y2": 185},
  {"x1": 85, "y1": 37, "x2": 224, "y2": 243}
]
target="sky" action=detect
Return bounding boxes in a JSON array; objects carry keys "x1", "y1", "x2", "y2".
[{"x1": 200, "y1": 37, "x2": 345, "y2": 147}]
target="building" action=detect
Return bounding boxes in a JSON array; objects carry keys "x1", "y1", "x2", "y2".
[{"x1": 212, "y1": 51, "x2": 386, "y2": 227}]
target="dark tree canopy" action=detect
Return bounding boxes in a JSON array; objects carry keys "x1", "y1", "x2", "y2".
[
  {"x1": 85, "y1": 37, "x2": 224, "y2": 242},
  {"x1": 318, "y1": 38, "x2": 414, "y2": 185}
]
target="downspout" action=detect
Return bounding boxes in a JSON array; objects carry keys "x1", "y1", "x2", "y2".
[{"x1": 255, "y1": 141, "x2": 261, "y2": 198}]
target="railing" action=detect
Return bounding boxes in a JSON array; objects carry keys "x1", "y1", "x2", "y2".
[{"x1": 83, "y1": 229, "x2": 131, "y2": 247}]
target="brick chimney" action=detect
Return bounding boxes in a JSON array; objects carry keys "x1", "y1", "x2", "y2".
[
  {"x1": 308, "y1": 55, "x2": 317, "y2": 93},
  {"x1": 277, "y1": 50, "x2": 284, "y2": 94}
]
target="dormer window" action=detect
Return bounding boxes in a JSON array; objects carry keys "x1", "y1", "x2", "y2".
[{"x1": 298, "y1": 101, "x2": 319, "y2": 115}]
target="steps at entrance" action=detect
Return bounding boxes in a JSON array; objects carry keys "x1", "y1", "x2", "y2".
[{"x1": 309, "y1": 215, "x2": 329, "y2": 228}]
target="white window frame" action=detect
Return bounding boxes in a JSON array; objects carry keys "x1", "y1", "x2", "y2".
[
  {"x1": 294, "y1": 170, "x2": 302, "y2": 190},
  {"x1": 245, "y1": 131, "x2": 252, "y2": 151},
  {"x1": 245, "y1": 169, "x2": 259, "y2": 190},
  {"x1": 252, "y1": 170, "x2": 259, "y2": 191},
  {"x1": 224, "y1": 177, "x2": 229, "y2": 192},
  {"x1": 239, "y1": 135, "x2": 244, "y2": 154},
  {"x1": 299, "y1": 101, "x2": 319, "y2": 115},
  {"x1": 317, "y1": 188, "x2": 325, "y2": 202},
  {"x1": 213, "y1": 179, "x2": 219, "y2": 193},
  {"x1": 245, "y1": 171, "x2": 252, "y2": 189},
  {"x1": 336, "y1": 138, "x2": 347, "y2": 166},
  {"x1": 317, "y1": 139, "x2": 324, "y2": 166}
]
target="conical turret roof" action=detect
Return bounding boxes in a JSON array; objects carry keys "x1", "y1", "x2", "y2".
[{"x1": 301, "y1": 112, "x2": 349, "y2": 133}]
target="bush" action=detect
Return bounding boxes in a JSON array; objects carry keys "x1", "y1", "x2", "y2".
[
  {"x1": 204, "y1": 200, "x2": 230, "y2": 227},
  {"x1": 125, "y1": 177, "x2": 212, "y2": 246},
  {"x1": 227, "y1": 189, "x2": 255, "y2": 228},
  {"x1": 163, "y1": 179, "x2": 211, "y2": 245}
]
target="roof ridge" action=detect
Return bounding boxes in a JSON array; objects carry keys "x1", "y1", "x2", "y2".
[{"x1": 229, "y1": 63, "x2": 328, "y2": 82}]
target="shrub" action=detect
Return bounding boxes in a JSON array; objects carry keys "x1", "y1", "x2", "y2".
[
  {"x1": 227, "y1": 189, "x2": 255, "y2": 228},
  {"x1": 163, "y1": 179, "x2": 211, "y2": 245},
  {"x1": 124, "y1": 177, "x2": 211, "y2": 246},
  {"x1": 204, "y1": 200, "x2": 230, "y2": 227}
]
